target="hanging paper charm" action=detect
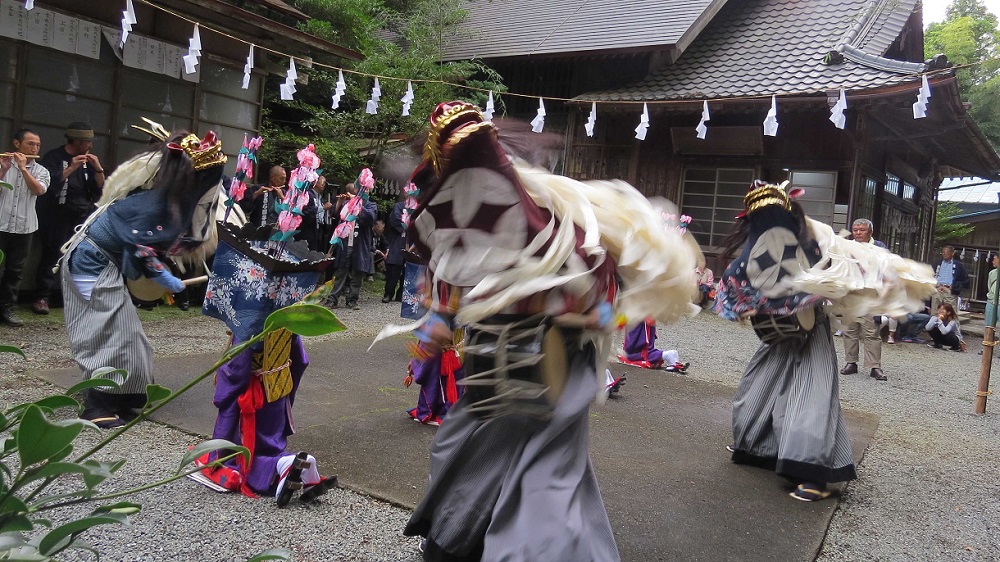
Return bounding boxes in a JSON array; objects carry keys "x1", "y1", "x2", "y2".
[
  {"x1": 331, "y1": 70, "x2": 346, "y2": 109},
  {"x1": 960, "y1": 247, "x2": 966, "y2": 260},
  {"x1": 280, "y1": 58, "x2": 297, "y2": 100},
  {"x1": 696, "y1": 101, "x2": 710, "y2": 139},
  {"x1": 829, "y1": 89, "x2": 847, "y2": 129},
  {"x1": 366, "y1": 78, "x2": 381, "y2": 115},
  {"x1": 584, "y1": 102, "x2": 597, "y2": 138},
  {"x1": 401, "y1": 81, "x2": 414, "y2": 117},
  {"x1": 120, "y1": 0, "x2": 137, "y2": 49},
  {"x1": 241, "y1": 45, "x2": 254, "y2": 90},
  {"x1": 763, "y1": 95, "x2": 779, "y2": 137},
  {"x1": 913, "y1": 75, "x2": 931, "y2": 119},
  {"x1": 635, "y1": 103, "x2": 650, "y2": 141},
  {"x1": 974, "y1": 249, "x2": 981, "y2": 262},
  {"x1": 530, "y1": 98, "x2": 546, "y2": 133},
  {"x1": 182, "y1": 24, "x2": 201, "y2": 75},
  {"x1": 483, "y1": 92, "x2": 495, "y2": 123},
  {"x1": 24, "y1": 0, "x2": 34, "y2": 10}
]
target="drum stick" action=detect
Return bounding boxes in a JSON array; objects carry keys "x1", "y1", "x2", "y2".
[
  {"x1": 182, "y1": 275, "x2": 209, "y2": 287},
  {"x1": 0, "y1": 153, "x2": 40, "y2": 159}
]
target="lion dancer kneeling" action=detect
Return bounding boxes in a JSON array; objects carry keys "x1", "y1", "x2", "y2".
[{"x1": 619, "y1": 318, "x2": 688, "y2": 372}]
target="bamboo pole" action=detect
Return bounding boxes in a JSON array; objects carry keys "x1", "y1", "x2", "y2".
[
  {"x1": 976, "y1": 326, "x2": 994, "y2": 413},
  {"x1": 976, "y1": 252, "x2": 999, "y2": 414}
]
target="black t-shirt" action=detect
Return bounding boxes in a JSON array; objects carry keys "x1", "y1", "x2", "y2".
[{"x1": 38, "y1": 146, "x2": 102, "y2": 221}]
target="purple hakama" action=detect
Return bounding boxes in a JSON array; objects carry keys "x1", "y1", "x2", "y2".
[{"x1": 211, "y1": 336, "x2": 308, "y2": 495}]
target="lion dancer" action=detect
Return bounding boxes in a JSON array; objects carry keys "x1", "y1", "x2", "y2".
[{"x1": 385, "y1": 102, "x2": 699, "y2": 561}]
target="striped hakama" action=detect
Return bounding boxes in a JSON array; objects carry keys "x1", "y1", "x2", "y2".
[
  {"x1": 61, "y1": 245, "x2": 154, "y2": 397},
  {"x1": 730, "y1": 315, "x2": 856, "y2": 484},
  {"x1": 405, "y1": 336, "x2": 620, "y2": 562}
]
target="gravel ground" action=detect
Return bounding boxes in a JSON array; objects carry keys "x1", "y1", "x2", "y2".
[{"x1": 1, "y1": 288, "x2": 998, "y2": 561}]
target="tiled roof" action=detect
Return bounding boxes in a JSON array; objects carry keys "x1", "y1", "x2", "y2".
[
  {"x1": 438, "y1": 0, "x2": 728, "y2": 61},
  {"x1": 937, "y1": 178, "x2": 1000, "y2": 204},
  {"x1": 575, "y1": 0, "x2": 924, "y2": 102}
]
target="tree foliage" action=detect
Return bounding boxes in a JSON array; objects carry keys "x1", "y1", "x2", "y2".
[
  {"x1": 259, "y1": 0, "x2": 506, "y2": 186},
  {"x1": 924, "y1": 0, "x2": 1000, "y2": 149},
  {"x1": 935, "y1": 201, "x2": 975, "y2": 242}
]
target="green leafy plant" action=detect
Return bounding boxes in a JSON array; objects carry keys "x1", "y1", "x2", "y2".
[
  {"x1": 935, "y1": 201, "x2": 976, "y2": 242},
  {"x1": 0, "y1": 294, "x2": 344, "y2": 560}
]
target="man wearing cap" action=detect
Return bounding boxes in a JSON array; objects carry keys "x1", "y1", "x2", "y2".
[
  {"x1": 34, "y1": 122, "x2": 105, "y2": 314},
  {"x1": 0, "y1": 129, "x2": 49, "y2": 326}
]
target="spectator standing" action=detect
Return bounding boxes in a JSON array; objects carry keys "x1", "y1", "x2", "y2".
[
  {"x1": 382, "y1": 198, "x2": 406, "y2": 303},
  {"x1": 34, "y1": 122, "x2": 104, "y2": 314},
  {"x1": 309, "y1": 175, "x2": 334, "y2": 253},
  {"x1": 930, "y1": 245, "x2": 970, "y2": 311},
  {"x1": 328, "y1": 182, "x2": 377, "y2": 310},
  {"x1": 840, "y1": 218, "x2": 888, "y2": 381},
  {"x1": 986, "y1": 254, "x2": 999, "y2": 329},
  {"x1": 0, "y1": 129, "x2": 49, "y2": 326}
]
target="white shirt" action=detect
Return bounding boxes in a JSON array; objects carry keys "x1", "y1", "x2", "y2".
[{"x1": 0, "y1": 160, "x2": 49, "y2": 234}]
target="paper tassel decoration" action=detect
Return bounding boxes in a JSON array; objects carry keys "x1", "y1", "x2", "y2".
[
  {"x1": 24, "y1": 0, "x2": 34, "y2": 10},
  {"x1": 829, "y1": 89, "x2": 847, "y2": 129},
  {"x1": 402, "y1": 181, "x2": 420, "y2": 227},
  {"x1": 331, "y1": 70, "x2": 346, "y2": 109},
  {"x1": 530, "y1": 98, "x2": 546, "y2": 133},
  {"x1": 634, "y1": 103, "x2": 650, "y2": 140},
  {"x1": 330, "y1": 169, "x2": 376, "y2": 248},
  {"x1": 272, "y1": 144, "x2": 321, "y2": 244},
  {"x1": 182, "y1": 24, "x2": 201, "y2": 75},
  {"x1": 120, "y1": 0, "x2": 136, "y2": 49},
  {"x1": 483, "y1": 92, "x2": 495, "y2": 122},
  {"x1": 696, "y1": 101, "x2": 710, "y2": 139},
  {"x1": 279, "y1": 58, "x2": 297, "y2": 100},
  {"x1": 366, "y1": 78, "x2": 381, "y2": 114},
  {"x1": 224, "y1": 134, "x2": 263, "y2": 222},
  {"x1": 763, "y1": 95, "x2": 779, "y2": 137},
  {"x1": 584, "y1": 102, "x2": 597, "y2": 137},
  {"x1": 960, "y1": 247, "x2": 966, "y2": 260},
  {"x1": 974, "y1": 249, "x2": 980, "y2": 262},
  {"x1": 913, "y1": 75, "x2": 931, "y2": 119},
  {"x1": 401, "y1": 81, "x2": 414, "y2": 116},
  {"x1": 241, "y1": 45, "x2": 254, "y2": 90}
]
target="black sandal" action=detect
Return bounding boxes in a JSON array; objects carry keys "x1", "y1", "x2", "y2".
[
  {"x1": 300, "y1": 475, "x2": 338, "y2": 503},
  {"x1": 86, "y1": 415, "x2": 126, "y2": 429},
  {"x1": 276, "y1": 451, "x2": 310, "y2": 508}
]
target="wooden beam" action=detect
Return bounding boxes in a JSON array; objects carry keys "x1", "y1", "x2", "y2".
[{"x1": 155, "y1": 0, "x2": 363, "y2": 61}]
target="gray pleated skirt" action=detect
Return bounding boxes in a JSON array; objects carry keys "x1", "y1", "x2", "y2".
[
  {"x1": 61, "y1": 248, "x2": 154, "y2": 396},
  {"x1": 405, "y1": 336, "x2": 620, "y2": 562},
  {"x1": 730, "y1": 315, "x2": 857, "y2": 483}
]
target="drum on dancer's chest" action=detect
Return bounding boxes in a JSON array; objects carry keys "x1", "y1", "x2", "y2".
[{"x1": 750, "y1": 307, "x2": 817, "y2": 344}]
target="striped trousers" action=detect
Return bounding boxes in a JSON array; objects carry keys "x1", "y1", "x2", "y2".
[
  {"x1": 730, "y1": 315, "x2": 857, "y2": 484},
  {"x1": 62, "y1": 245, "x2": 154, "y2": 398}
]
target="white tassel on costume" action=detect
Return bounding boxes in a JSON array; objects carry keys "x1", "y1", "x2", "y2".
[{"x1": 791, "y1": 218, "x2": 936, "y2": 319}]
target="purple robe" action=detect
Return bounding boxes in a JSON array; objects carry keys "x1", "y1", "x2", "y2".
[
  {"x1": 409, "y1": 350, "x2": 465, "y2": 423},
  {"x1": 623, "y1": 320, "x2": 664, "y2": 365},
  {"x1": 211, "y1": 336, "x2": 308, "y2": 495}
]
